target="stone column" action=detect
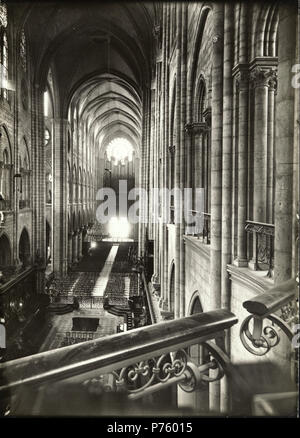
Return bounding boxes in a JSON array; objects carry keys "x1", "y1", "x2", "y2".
[
  {"x1": 162, "y1": 4, "x2": 170, "y2": 307},
  {"x1": 209, "y1": 2, "x2": 224, "y2": 414},
  {"x1": 220, "y1": 1, "x2": 234, "y2": 414},
  {"x1": 31, "y1": 84, "x2": 46, "y2": 291},
  {"x1": 178, "y1": 2, "x2": 188, "y2": 318},
  {"x1": 249, "y1": 66, "x2": 277, "y2": 269},
  {"x1": 149, "y1": 86, "x2": 155, "y2": 241},
  {"x1": 53, "y1": 118, "x2": 69, "y2": 275},
  {"x1": 184, "y1": 123, "x2": 198, "y2": 230},
  {"x1": 231, "y1": 2, "x2": 248, "y2": 266},
  {"x1": 267, "y1": 76, "x2": 276, "y2": 224},
  {"x1": 194, "y1": 130, "x2": 203, "y2": 197},
  {"x1": 153, "y1": 56, "x2": 161, "y2": 281},
  {"x1": 210, "y1": 5, "x2": 224, "y2": 309},
  {"x1": 174, "y1": 2, "x2": 182, "y2": 319},
  {"x1": 138, "y1": 88, "x2": 150, "y2": 257},
  {"x1": 160, "y1": 4, "x2": 167, "y2": 306},
  {"x1": 274, "y1": 2, "x2": 297, "y2": 283},
  {"x1": 203, "y1": 108, "x2": 212, "y2": 212},
  {"x1": 185, "y1": 122, "x2": 207, "y2": 218},
  {"x1": 251, "y1": 67, "x2": 273, "y2": 223},
  {"x1": 233, "y1": 66, "x2": 249, "y2": 267}
]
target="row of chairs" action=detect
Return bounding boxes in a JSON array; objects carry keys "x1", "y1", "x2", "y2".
[
  {"x1": 60, "y1": 331, "x2": 95, "y2": 346},
  {"x1": 72, "y1": 272, "x2": 98, "y2": 296},
  {"x1": 50, "y1": 272, "x2": 98, "y2": 297}
]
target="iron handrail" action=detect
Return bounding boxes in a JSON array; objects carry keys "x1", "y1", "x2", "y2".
[{"x1": 0, "y1": 309, "x2": 237, "y2": 396}]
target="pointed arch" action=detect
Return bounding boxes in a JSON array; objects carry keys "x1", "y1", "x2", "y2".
[
  {"x1": 187, "y1": 5, "x2": 211, "y2": 121},
  {"x1": 188, "y1": 291, "x2": 204, "y2": 316},
  {"x1": 19, "y1": 227, "x2": 31, "y2": 267},
  {"x1": 0, "y1": 125, "x2": 12, "y2": 206},
  {"x1": 0, "y1": 232, "x2": 12, "y2": 267},
  {"x1": 194, "y1": 75, "x2": 207, "y2": 122}
]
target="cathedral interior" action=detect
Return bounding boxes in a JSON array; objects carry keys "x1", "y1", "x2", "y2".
[{"x1": 0, "y1": 0, "x2": 299, "y2": 417}]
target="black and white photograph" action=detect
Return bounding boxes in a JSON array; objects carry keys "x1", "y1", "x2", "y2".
[{"x1": 0, "y1": 0, "x2": 299, "y2": 421}]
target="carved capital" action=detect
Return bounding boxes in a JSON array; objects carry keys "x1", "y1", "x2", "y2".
[
  {"x1": 268, "y1": 70, "x2": 278, "y2": 92},
  {"x1": 250, "y1": 67, "x2": 277, "y2": 89}
]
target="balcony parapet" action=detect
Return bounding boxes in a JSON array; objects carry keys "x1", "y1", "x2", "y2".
[
  {"x1": 227, "y1": 264, "x2": 273, "y2": 294},
  {"x1": 183, "y1": 235, "x2": 210, "y2": 260},
  {"x1": 0, "y1": 309, "x2": 237, "y2": 400},
  {"x1": 245, "y1": 220, "x2": 274, "y2": 277},
  {"x1": 185, "y1": 211, "x2": 211, "y2": 243}
]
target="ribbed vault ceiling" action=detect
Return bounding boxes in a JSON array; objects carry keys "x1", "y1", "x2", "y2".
[
  {"x1": 71, "y1": 73, "x2": 142, "y2": 155},
  {"x1": 21, "y1": 1, "x2": 159, "y2": 154}
]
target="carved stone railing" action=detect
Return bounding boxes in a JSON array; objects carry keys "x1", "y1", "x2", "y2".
[
  {"x1": 245, "y1": 220, "x2": 274, "y2": 277},
  {"x1": 240, "y1": 278, "x2": 298, "y2": 357},
  {"x1": 0, "y1": 309, "x2": 237, "y2": 411}
]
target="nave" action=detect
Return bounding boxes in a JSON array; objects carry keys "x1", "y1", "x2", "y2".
[{"x1": 0, "y1": 0, "x2": 299, "y2": 417}]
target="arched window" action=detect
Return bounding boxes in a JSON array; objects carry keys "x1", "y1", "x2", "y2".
[
  {"x1": 19, "y1": 228, "x2": 31, "y2": 267},
  {"x1": 20, "y1": 29, "x2": 26, "y2": 71},
  {"x1": 0, "y1": 31, "x2": 8, "y2": 100},
  {"x1": 0, "y1": 126, "x2": 12, "y2": 210},
  {"x1": 1, "y1": 148, "x2": 11, "y2": 207}
]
